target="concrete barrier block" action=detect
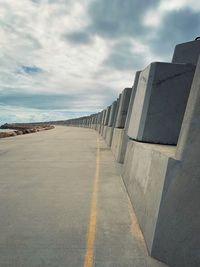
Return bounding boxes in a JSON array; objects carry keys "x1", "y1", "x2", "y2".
[
  {"x1": 128, "y1": 62, "x2": 195, "y2": 144},
  {"x1": 123, "y1": 141, "x2": 174, "y2": 252},
  {"x1": 105, "y1": 126, "x2": 114, "y2": 147},
  {"x1": 104, "y1": 106, "x2": 111, "y2": 126},
  {"x1": 113, "y1": 93, "x2": 121, "y2": 127},
  {"x1": 109, "y1": 72, "x2": 141, "y2": 162},
  {"x1": 125, "y1": 71, "x2": 141, "y2": 130},
  {"x1": 111, "y1": 128, "x2": 126, "y2": 163},
  {"x1": 172, "y1": 40, "x2": 200, "y2": 65},
  {"x1": 151, "y1": 56, "x2": 200, "y2": 267},
  {"x1": 100, "y1": 110, "x2": 106, "y2": 135},
  {"x1": 108, "y1": 101, "x2": 117, "y2": 127},
  {"x1": 104, "y1": 95, "x2": 122, "y2": 148},
  {"x1": 115, "y1": 88, "x2": 132, "y2": 128},
  {"x1": 98, "y1": 111, "x2": 103, "y2": 133},
  {"x1": 123, "y1": 57, "x2": 200, "y2": 267},
  {"x1": 102, "y1": 125, "x2": 108, "y2": 139}
]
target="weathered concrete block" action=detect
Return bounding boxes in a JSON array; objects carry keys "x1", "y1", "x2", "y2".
[
  {"x1": 115, "y1": 88, "x2": 132, "y2": 128},
  {"x1": 105, "y1": 126, "x2": 113, "y2": 146},
  {"x1": 172, "y1": 40, "x2": 200, "y2": 65},
  {"x1": 123, "y1": 140, "x2": 175, "y2": 252},
  {"x1": 102, "y1": 125, "x2": 108, "y2": 139},
  {"x1": 104, "y1": 106, "x2": 111, "y2": 126},
  {"x1": 105, "y1": 95, "x2": 121, "y2": 147},
  {"x1": 111, "y1": 128, "x2": 126, "y2": 162},
  {"x1": 123, "y1": 57, "x2": 200, "y2": 267},
  {"x1": 128, "y1": 62, "x2": 195, "y2": 144},
  {"x1": 152, "y1": 56, "x2": 200, "y2": 267},
  {"x1": 100, "y1": 110, "x2": 106, "y2": 135},
  {"x1": 97, "y1": 124, "x2": 100, "y2": 132},
  {"x1": 91, "y1": 115, "x2": 98, "y2": 130},
  {"x1": 117, "y1": 71, "x2": 141, "y2": 163},
  {"x1": 124, "y1": 71, "x2": 141, "y2": 130},
  {"x1": 98, "y1": 111, "x2": 103, "y2": 133},
  {"x1": 108, "y1": 101, "x2": 117, "y2": 127},
  {"x1": 110, "y1": 72, "x2": 141, "y2": 163}
]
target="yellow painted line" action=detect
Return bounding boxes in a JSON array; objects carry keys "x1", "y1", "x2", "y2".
[
  {"x1": 83, "y1": 137, "x2": 100, "y2": 267},
  {"x1": 127, "y1": 197, "x2": 144, "y2": 242}
]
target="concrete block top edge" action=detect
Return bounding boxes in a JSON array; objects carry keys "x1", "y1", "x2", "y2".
[
  {"x1": 123, "y1": 87, "x2": 132, "y2": 90},
  {"x1": 141, "y1": 62, "x2": 196, "y2": 74},
  {"x1": 172, "y1": 39, "x2": 200, "y2": 65},
  {"x1": 122, "y1": 87, "x2": 132, "y2": 94},
  {"x1": 174, "y1": 39, "x2": 200, "y2": 47},
  {"x1": 144, "y1": 61, "x2": 195, "y2": 68}
]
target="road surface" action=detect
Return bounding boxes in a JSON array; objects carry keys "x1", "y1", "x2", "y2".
[{"x1": 0, "y1": 126, "x2": 168, "y2": 267}]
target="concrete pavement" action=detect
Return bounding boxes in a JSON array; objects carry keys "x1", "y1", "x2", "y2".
[{"x1": 0, "y1": 126, "x2": 168, "y2": 267}]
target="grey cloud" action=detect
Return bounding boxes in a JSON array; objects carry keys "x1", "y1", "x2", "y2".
[
  {"x1": 30, "y1": 0, "x2": 70, "y2": 4},
  {"x1": 88, "y1": 0, "x2": 160, "y2": 39},
  {"x1": 0, "y1": 22, "x2": 42, "y2": 52},
  {"x1": 30, "y1": 0, "x2": 40, "y2": 3},
  {"x1": 88, "y1": 86, "x2": 119, "y2": 106},
  {"x1": 0, "y1": 86, "x2": 116, "y2": 110},
  {"x1": 0, "y1": 92, "x2": 81, "y2": 110},
  {"x1": 47, "y1": 0, "x2": 71, "y2": 3},
  {"x1": 63, "y1": 31, "x2": 92, "y2": 45},
  {"x1": 62, "y1": 0, "x2": 161, "y2": 46},
  {"x1": 16, "y1": 66, "x2": 43, "y2": 75},
  {"x1": 149, "y1": 8, "x2": 200, "y2": 59},
  {"x1": 103, "y1": 41, "x2": 144, "y2": 71},
  {"x1": 22, "y1": 33, "x2": 43, "y2": 50}
]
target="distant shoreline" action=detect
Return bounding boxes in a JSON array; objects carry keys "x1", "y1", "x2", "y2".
[
  {"x1": 0, "y1": 123, "x2": 54, "y2": 138},
  {"x1": 0, "y1": 129, "x2": 14, "y2": 132}
]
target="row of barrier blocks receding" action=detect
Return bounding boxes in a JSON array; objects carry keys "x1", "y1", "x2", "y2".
[{"x1": 63, "y1": 40, "x2": 200, "y2": 267}]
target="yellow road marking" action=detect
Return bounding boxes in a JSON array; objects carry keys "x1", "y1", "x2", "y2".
[
  {"x1": 83, "y1": 137, "x2": 100, "y2": 267},
  {"x1": 127, "y1": 197, "x2": 144, "y2": 242}
]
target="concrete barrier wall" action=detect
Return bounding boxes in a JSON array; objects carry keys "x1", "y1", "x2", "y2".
[
  {"x1": 111, "y1": 87, "x2": 132, "y2": 162},
  {"x1": 61, "y1": 40, "x2": 200, "y2": 267},
  {"x1": 110, "y1": 73, "x2": 141, "y2": 163},
  {"x1": 105, "y1": 101, "x2": 117, "y2": 146},
  {"x1": 105, "y1": 95, "x2": 121, "y2": 147}
]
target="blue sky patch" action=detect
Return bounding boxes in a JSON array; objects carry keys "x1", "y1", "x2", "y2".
[{"x1": 17, "y1": 65, "x2": 43, "y2": 75}]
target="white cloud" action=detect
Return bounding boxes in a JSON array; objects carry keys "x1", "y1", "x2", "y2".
[
  {"x1": 0, "y1": 104, "x2": 93, "y2": 125},
  {"x1": 144, "y1": 0, "x2": 200, "y2": 28},
  {"x1": 0, "y1": 0, "x2": 116, "y2": 99},
  {"x1": 0, "y1": 0, "x2": 200, "y2": 123}
]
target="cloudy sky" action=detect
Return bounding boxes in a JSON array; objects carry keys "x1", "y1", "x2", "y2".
[{"x1": 0, "y1": 0, "x2": 200, "y2": 124}]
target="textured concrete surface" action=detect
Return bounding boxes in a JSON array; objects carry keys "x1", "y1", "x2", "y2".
[
  {"x1": 151, "y1": 57, "x2": 200, "y2": 267},
  {"x1": 122, "y1": 58, "x2": 200, "y2": 267},
  {"x1": 125, "y1": 71, "x2": 141, "y2": 131},
  {"x1": 172, "y1": 40, "x2": 200, "y2": 65},
  {"x1": 122, "y1": 140, "x2": 176, "y2": 253},
  {"x1": 104, "y1": 106, "x2": 111, "y2": 126},
  {"x1": 100, "y1": 110, "x2": 106, "y2": 135},
  {"x1": 114, "y1": 94, "x2": 122, "y2": 126},
  {"x1": 111, "y1": 128, "x2": 126, "y2": 163},
  {"x1": 0, "y1": 126, "x2": 167, "y2": 267},
  {"x1": 97, "y1": 111, "x2": 103, "y2": 134},
  {"x1": 102, "y1": 125, "x2": 107, "y2": 139},
  {"x1": 115, "y1": 88, "x2": 132, "y2": 129},
  {"x1": 105, "y1": 126, "x2": 114, "y2": 147},
  {"x1": 128, "y1": 62, "x2": 195, "y2": 144},
  {"x1": 109, "y1": 74, "x2": 141, "y2": 163},
  {"x1": 104, "y1": 97, "x2": 121, "y2": 148},
  {"x1": 118, "y1": 71, "x2": 141, "y2": 164},
  {"x1": 108, "y1": 101, "x2": 117, "y2": 127}
]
